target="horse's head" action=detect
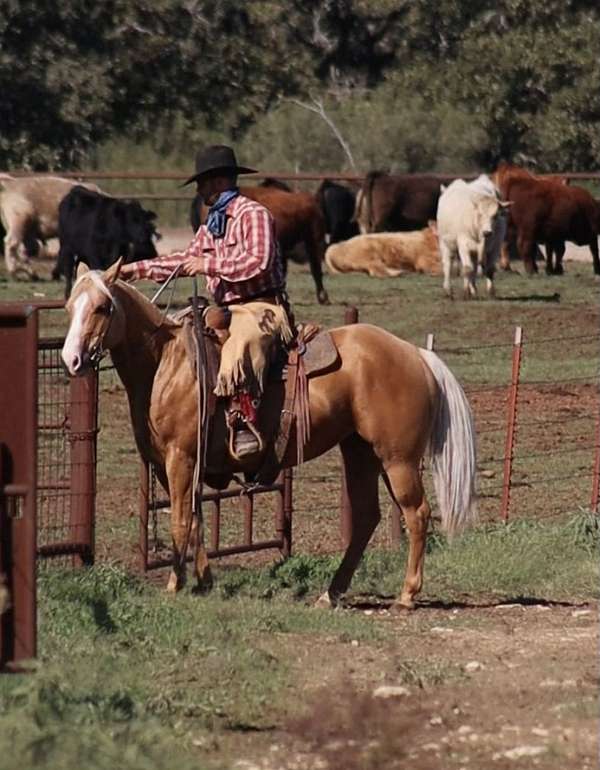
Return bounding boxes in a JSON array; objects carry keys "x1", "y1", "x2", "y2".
[{"x1": 61, "y1": 259, "x2": 125, "y2": 376}]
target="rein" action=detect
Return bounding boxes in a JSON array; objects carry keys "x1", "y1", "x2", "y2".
[
  {"x1": 88, "y1": 299, "x2": 117, "y2": 367},
  {"x1": 176, "y1": 279, "x2": 213, "y2": 577}
]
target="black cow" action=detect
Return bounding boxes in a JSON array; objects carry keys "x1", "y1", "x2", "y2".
[
  {"x1": 57, "y1": 186, "x2": 159, "y2": 297},
  {"x1": 315, "y1": 179, "x2": 359, "y2": 244}
]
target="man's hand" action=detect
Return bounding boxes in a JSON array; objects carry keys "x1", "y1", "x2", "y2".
[
  {"x1": 119, "y1": 263, "x2": 137, "y2": 281},
  {"x1": 181, "y1": 256, "x2": 206, "y2": 276}
]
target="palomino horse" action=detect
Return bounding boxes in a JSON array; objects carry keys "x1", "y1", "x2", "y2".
[{"x1": 62, "y1": 261, "x2": 477, "y2": 610}]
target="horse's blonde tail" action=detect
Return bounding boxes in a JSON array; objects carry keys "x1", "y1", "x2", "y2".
[{"x1": 419, "y1": 348, "x2": 478, "y2": 535}]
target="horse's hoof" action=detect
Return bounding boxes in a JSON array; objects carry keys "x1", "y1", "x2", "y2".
[
  {"x1": 391, "y1": 598, "x2": 416, "y2": 613},
  {"x1": 193, "y1": 572, "x2": 214, "y2": 595},
  {"x1": 315, "y1": 590, "x2": 340, "y2": 609},
  {"x1": 166, "y1": 570, "x2": 184, "y2": 593},
  {"x1": 317, "y1": 290, "x2": 330, "y2": 305}
]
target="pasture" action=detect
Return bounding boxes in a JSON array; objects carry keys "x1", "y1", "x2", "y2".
[{"x1": 0, "y1": 249, "x2": 598, "y2": 770}]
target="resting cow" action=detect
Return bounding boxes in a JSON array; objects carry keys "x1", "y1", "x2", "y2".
[
  {"x1": 0, "y1": 174, "x2": 101, "y2": 279},
  {"x1": 325, "y1": 223, "x2": 441, "y2": 277},
  {"x1": 315, "y1": 179, "x2": 359, "y2": 244},
  {"x1": 437, "y1": 175, "x2": 509, "y2": 298},
  {"x1": 493, "y1": 162, "x2": 600, "y2": 275},
  {"x1": 355, "y1": 171, "x2": 447, "y2": 234},
  {"x1": 58, "y1": 186, "x2": 159, "y2": 298},
  {"x1": 190, "y1": 185, "x2": 329, "y2": 304}
]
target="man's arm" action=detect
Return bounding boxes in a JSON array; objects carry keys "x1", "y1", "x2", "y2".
[{"x1": 120, "y1": 228, "x2": 210, "y2": 282}]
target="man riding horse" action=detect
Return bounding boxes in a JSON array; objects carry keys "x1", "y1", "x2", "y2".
[{"x1": 120, "y1": 144, "x2": 293, "y2": 462}]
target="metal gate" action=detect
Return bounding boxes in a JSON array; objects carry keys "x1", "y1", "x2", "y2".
[
  {"x1": 140, "y1": 463, "x2": 293, "y2": 571},
  {"x1": 0, "y1": 301, "x2": 98, "y2": 670}
]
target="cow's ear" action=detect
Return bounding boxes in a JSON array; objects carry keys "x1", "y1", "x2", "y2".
[
  {"x1": 76, "y1": 261, "x2": 90, "y2": 278},
  {"x1": 104, "y1": 257, "x2": 124, "y2": 286}
]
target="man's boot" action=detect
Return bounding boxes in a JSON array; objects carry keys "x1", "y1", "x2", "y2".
[{"x1": 227, "y1": 393, "x2": 264, "y2": 461}]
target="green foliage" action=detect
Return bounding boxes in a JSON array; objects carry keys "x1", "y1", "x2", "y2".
[
  {"x1": 4, "y1": 0, "x2": 600, "y2": 171},
  {"x1": 0, "y1": 0, "x2": 299, "y2": 169},
  {"x1": 562, "y1": 509, "x2": 600, "y2": 554}
]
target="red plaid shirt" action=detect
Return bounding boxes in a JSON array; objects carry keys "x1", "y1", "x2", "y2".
[{"x1": 130, "y1": 194, "x2": 284, "y2": 304}]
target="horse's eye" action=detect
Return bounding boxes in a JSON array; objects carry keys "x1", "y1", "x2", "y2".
[{"x1": 94, "y1": 305, "x2": 110, "y2": 316}]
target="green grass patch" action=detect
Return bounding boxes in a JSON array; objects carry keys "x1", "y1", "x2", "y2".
[{"x1": 1, "y1": 512, "x2": 596, "y2": 769}]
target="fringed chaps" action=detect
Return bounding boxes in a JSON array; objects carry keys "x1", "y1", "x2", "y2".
[{"x1": 214, "y1": 301, "x2": 293, "y2": 397}]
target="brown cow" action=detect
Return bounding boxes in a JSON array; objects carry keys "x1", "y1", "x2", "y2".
[
  {"x1": 191, "y1": 186, "x2": 329, "y2": 304},
  {"x1": 493, "y1": 163, "x2": 600, "y2": 275},
  {"x1": 355, "y1": 171, "x2": 448, "y2": 234},
  {"x1": 325, "y1": 222, "x2": 441, "y2": 277}
]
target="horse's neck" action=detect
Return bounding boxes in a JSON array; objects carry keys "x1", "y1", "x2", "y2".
[{"x1": 110, "y1": 283, "x2": 180, "y2": 394}]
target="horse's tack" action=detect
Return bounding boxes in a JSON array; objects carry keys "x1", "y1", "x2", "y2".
[{"x1": 181, "y1": 314, "x2": 341, "y2": 485}]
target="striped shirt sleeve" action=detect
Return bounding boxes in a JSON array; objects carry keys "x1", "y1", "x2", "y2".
[{"x1": 130, "y1": 228, "x2": 210, "y2": 282}]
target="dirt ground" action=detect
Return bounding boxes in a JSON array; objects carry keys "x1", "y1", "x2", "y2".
[{"x1": 224, "y1": 600, "x2": 597, "y2": 770}]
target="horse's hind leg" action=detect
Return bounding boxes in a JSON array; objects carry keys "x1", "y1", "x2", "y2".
[
  {"x1": 383, "y1": 461, "x2": 431, "y2": 610},
  {"x1": 317, "y1": 434, "x2": 381, "y2": 607}
]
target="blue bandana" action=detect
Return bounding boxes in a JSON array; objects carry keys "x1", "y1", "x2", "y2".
[{"x1": 206, "y1": 188, "x2": 239, "y2": 238}]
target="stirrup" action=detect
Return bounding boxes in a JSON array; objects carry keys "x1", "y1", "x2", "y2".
[{"x1": 228, "y1": 421, "x2": 265, "y2": 462}]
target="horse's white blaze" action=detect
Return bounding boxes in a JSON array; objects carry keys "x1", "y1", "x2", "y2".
[{"x1": 61, "y1": 293, "x2": 89, "y2": 374}]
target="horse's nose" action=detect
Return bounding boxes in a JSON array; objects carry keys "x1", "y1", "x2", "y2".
[{"x1": 70, "y1": 353, "x2": 81, "y2": 374}]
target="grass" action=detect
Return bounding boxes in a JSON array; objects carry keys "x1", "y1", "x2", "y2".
[{"x1": 1, "y1": 512, "x2": 597, "y2": 770}]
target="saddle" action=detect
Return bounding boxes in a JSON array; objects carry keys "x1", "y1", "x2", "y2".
[{"x1": 180, "y1": 305, "x2": 340, "y2": 484}]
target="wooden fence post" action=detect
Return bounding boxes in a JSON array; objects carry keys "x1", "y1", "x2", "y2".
[{"x1": 500, "y1": 327, "x2": 523, "y2": 522}]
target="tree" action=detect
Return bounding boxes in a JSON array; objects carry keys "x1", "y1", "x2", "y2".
[{"x1": 0, "y1": 0, "x2": 299, "y2": 169}]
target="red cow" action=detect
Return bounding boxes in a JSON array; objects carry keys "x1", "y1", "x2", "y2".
[{"x1": 493, "y1": 163, "x2": 600, "y2": 275}]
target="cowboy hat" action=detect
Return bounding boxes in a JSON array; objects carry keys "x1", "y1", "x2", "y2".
[{"x1": 182, "y1": 144, "x2": 257, "y2": 186}]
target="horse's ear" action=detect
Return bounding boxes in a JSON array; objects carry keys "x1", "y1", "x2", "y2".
[
  {"x1": 76, "y1": 261, "x2": 90, "y2": 278},
  {"x1": 104, "y1": 257, "x2": 124, "y2": 286}
]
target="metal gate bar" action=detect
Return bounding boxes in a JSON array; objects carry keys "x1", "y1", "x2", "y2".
[{"x1": 139, "y1": 462, "x2": 293, "y2": 571}]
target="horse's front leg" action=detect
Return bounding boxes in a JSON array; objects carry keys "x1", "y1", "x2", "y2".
[
  {"x1": 165, "y1": 448, "x2": 211, "y2": 593},
  {"x1": 190, "y1": 506, "x2": 213, "y2": 593}
]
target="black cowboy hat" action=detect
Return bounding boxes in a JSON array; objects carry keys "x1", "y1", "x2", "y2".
[{"x1": 182, "y1": 144, "x2": 257, "y2": 186}]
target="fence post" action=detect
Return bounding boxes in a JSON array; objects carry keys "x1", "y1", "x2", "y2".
[
  {"x1": 139, "y1": 461, "x2": 149, "y2": 571},
  {"x1": 591, "y1": 403, "x2": 600, "y2": 514},
  {"x1": 276, "y1": 468, "x2": 293, "y2": 558},
  {"x1": 340, "y1": 306, "x2": 359, "y2": 548},
  {"x1": 210, "y1": 498, "x2": 221, "y2": 552},
  {"x1": 500, "y1": 326, "x2": 523, "y2": 522},
  {"x1": 242, "y1": 493, "x2": 253, "y2": 546},
  {"x1": 68, "y1": 370, "x2": 98, "y2": 566},
  {"x1": 0, "y1": 304, "x2": 38, "y2": 669}
]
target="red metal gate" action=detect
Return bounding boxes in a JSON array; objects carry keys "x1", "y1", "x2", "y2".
[
  {"x1": 0, "y1": 302, "x2": 98, "y2": 670},
  {"x1": 140, "y1": 463, "x2": 293, "y2": 571},
  {"x1": 0, "y1": 304, "x2": 38, "y2": 669}
]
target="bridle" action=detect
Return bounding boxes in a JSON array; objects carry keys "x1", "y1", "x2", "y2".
[{"x1": 87, "y1": 291, "x2": 117, "y2": 367}]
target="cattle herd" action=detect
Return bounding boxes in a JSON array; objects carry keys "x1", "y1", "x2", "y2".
[{"x1": 1, "y1": 162, "x2": 599, "y2": 301}]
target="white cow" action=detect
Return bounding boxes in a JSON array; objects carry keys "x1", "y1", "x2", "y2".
[
  {"x1": 436, "y1": 175, "x2": 509, "y2": 298},
  {"x1": 0, "y1": 174, "x2": 101, "y2": 279}
]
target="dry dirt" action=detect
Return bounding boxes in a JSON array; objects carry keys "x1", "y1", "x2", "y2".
[{"x1": 222, "y1": 601, "x2": 597, "y2": 770}]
